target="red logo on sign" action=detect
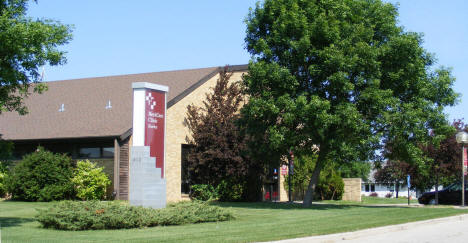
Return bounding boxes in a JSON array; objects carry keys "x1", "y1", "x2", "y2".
[{"x1": 144, "y1": 90, "x2": 165, "y2": 178}]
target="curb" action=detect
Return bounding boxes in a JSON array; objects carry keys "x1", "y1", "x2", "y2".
[{"x1": 268, "y1": 213, "x2": 468, "y2": 243}]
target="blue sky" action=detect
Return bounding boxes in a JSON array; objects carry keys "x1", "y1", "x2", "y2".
[{"x1": 28, "y1": 0, "x2": 467, "y2": 122}]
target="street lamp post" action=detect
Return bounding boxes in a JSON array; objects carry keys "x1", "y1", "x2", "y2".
[{"x1": 456, "y1": 131, "x2": 468, "y2": 207}]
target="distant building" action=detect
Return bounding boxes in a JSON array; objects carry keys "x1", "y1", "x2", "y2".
[{"x1": 361, "y1": 169, "x2": 417, "y2": 199}]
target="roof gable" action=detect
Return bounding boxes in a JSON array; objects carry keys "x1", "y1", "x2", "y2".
[{"x1": 0, "y1": 65, "x2": 246, "y2": 140}]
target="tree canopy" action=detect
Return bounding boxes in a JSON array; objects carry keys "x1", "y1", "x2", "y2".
[
  {"x1": 241, "y1": 0, "x2": 458, "y2": 206},
  {"x1": 0, "y1": 0, "x2": 72, "y2": 114},
  {"x1": 376, "y1": 120, "x2": 466, "y2": 201}
]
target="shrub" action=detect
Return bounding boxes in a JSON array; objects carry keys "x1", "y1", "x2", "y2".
[
  {"x1": 385, "y1": 192, "x2": 393, "y2": 198},
  {"x1": 369, "y1": 192, "x2": 378, "y2": 197},
  {"x1": 0, "y1": 161, "x2": 9, "y2": 197},
  {"x1": 6, "y1": 147, "x2": 74, "y2": 201},
  {"x1": 36, "y1": 200, "x2": 234, "y2": 230},
  {"x1": 217, "y1": 179, "x2": 244, "y2": 202},
  {"x1": 316, "y1": 167, "x2": 344, "y2": 200},
  {"x1": 189, "y1": 184, "x2": 218, "y2": 201},
  {"x1": 72, "y1": 160, "x2": 111, "y2": 200},
  {"x1": 157, "y1": 201, "x2": 234, "y2": 225}
]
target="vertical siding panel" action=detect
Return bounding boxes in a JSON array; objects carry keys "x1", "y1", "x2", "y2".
[{"x1": 118, "y1": 137, "x2": 129, "y2": 200}]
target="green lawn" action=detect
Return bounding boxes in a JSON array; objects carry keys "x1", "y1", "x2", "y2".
[
  {"x1": 320, "y1": 196, "x2": 419, "y2": 205},
  {"x1": 1, "y1": 200, "x2": 466, "y2": 243}
]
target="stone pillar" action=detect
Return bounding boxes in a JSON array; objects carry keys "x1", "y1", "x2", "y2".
[
  {"x1": 130, "y1": 82, "x2": 169, "y2": 208},
  {"x1": 129, "y1": 146, "x2": 166, "y2": 208},
  {"x1": 342, "y1": 178, "x2": 362, "y2": 202}
]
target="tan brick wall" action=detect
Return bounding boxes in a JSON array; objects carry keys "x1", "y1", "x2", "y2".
[
  {"x1": 342, "y1": 178, "x2": 361, "y2": 202},
  {"x1": 165, "y1": 71, "x2": 245, "y2": 202}
]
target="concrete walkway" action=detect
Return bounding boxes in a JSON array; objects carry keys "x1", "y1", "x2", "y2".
[{"x1": 269, "y1": 213, "x2": 468, "y2": 243}]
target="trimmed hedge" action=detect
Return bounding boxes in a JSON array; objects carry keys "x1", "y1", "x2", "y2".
[{"x1": 36, "y1": 200, "x2": 234, "y2": 230}]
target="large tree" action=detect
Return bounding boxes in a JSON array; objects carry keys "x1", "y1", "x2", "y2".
[
  {"x1": 241, "y1": 0, "x2": 458, "y2": 206},
  {"x1": 0, "y1": 0, "x2": 72, "y2": 114}
]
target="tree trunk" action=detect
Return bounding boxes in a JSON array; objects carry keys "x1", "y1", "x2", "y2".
[
  {"x1": 396, "y1": 181, "x2": 399, "y2": 198},
  {"x1": 303, "y1": 152, "x2": 326, "y2": 207},
  {"x1": 435, "y1": 172, "x2": 439, "y2": 205}
]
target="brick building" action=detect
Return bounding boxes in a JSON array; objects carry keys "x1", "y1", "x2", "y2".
[{"x1": 0, "y1": 65, "x2": 289, "y2": 202}]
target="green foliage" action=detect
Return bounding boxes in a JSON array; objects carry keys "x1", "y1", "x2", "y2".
[
  {"x1": 190, "y1": 180, "x2": 248, "y2": 202},
  {"x1": 336, "y1": 161, "x2": 372, "y2": 182},
  {"x1": 6, "y1": 147, "x2": 74, "y2": 201},
  {"x1": 0, "y1": 0, "x2": 73, "y2": 114},
  {"x1": 285, "y1": 154, "x2": 316, "y2": 199},
  {"x1": 316, "y1": 166, "x2": 344, "y2": 200},
  {"x1": 0, "y1": 161, "x2": 9, "y2": 197},
  {"x1": 242, "y1": 0, "x2": 458, "y2": 206},
  {"x1": 0, "y1": 140, "x2": 15, "y2": 197},
  {"x1": 189, "y1": 184, "x2": 218, "y2": 201},
  {"x1": 0, "y1": 140, "x2": 14, "y2": 160},
  {"x1": 186, "y1": 67, "x2": 263, "y2": 201},
  {"x1": 159, "y1": 201, "x2": 234, "y2": 225},
  {"x1": 71, "y1": 160, "x2": 111, "y2": 200},
  {"x1": 285, "y1": 155, "x2": 344, "y2": 200},
  {"x1": 36, "y1": 200, "x2": 234, "y2": 230},
  {"x1": 217, "y1": 179, "x2": 245, "y2": 202}
]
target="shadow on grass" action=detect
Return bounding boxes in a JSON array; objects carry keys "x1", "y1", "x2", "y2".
[
  {"x1": 213, "y1": 201, "x2": 351, "y2": 210},
  {"x1": 213, "y1": 201, "x2": 424, "y2": 210},
  {"x1": 0, "y1": 217, "x2": 35, "y2": 228}
]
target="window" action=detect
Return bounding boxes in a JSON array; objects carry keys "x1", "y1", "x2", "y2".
[
  {"x1": 11, "y1": 141, "x2": 115, "y2": 160},
  {"x1": 181, "y1": 144, "x2": 193, "y2": 194},
  {"x1": 102, "y1": 147, "x2": 114, "y2": 158},
  {"x1": 365, "y1": 184, "x2": 370, "y2": 192},
  {"x1": 79, "y1": 147, "x2": 100, "y2": 158},
  {"x1": 371, "y1": 184, "x2": 375, "y2": 192},
  {"x1": 78, "y1": 147, "x2": 114, "y2": 159}
]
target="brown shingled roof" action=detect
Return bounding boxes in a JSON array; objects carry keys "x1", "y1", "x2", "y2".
[{"x1": 0, "y1": 65, "x2": 247, "y2": 141}]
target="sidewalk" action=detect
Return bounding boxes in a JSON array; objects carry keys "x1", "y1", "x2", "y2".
[{"x1": 268, "y1": 213, "x2": 468, "y2": 243}]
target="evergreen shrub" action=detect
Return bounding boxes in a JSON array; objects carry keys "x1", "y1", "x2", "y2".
[
  {"x1": 316, "y1": 168, "x2": 345, "y2": 200},
  {"x1": 6, "y1": 147, "x2": 74, "y2": 201},
  {"x1": 36, "y1": 200, "x2": 234, "y2": 230}
]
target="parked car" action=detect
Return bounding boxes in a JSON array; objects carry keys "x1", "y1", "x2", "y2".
[{"x1": 418, "y1": 183, "x2": 468, "y2": 205}]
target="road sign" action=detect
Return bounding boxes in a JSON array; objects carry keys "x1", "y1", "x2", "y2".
[
  {"x1": 407, "y1": 174, "x2": 411, "y2": 189},
  {"x1": 281, "y1": 165, "x2": 287, "y2": 175}
]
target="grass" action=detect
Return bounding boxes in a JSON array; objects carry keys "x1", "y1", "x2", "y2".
[
  {"x1": 1, "y1": 199, "x2": 467, "y2": 243},
  {"x1": 320, "y1": 196, "x2": 419, "y2": 205}
]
